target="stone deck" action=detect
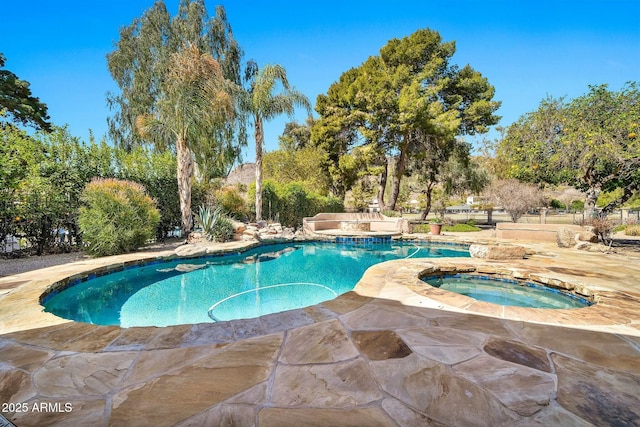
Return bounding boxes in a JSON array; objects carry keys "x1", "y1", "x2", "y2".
[{"x1": 1, "y1": 236, "x2": 639, "y2": 426}]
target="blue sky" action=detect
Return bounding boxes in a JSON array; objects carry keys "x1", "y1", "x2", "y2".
[{"x1": 2, "y1": 0, "x2": 639, "y2": 159}]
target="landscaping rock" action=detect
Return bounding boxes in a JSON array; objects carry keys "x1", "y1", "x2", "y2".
[
  {"x1": 243, "y1": 228, "x2": 259, "y2": 238},
  {"x1": 175, "y1": 244, "x2": 208, "y2": 258},
  {"x1": 469, "y1": 244, "x2": 526, "y2": 260},
  {"x1": 556, "y1": 228, "x2": 576, "y2": 248},
  {"x1": 576, "y1": 230, "x2": 598, "y2": 243},
  {"x1": 187, "y1": 232, "x2": 204, "y2": 244},
  {"x1": 232, "y1": 221, "x2": 246, "y2": 234}
]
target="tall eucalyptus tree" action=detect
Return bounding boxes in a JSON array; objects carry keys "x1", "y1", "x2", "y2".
[
  {"x1": 136, "y1": 44, "x2": 236, "y2": 235},
  {"x1": 107, "y1": 0, "x2": 245, "y2": 159},
  {"x1": 107, "y1": 0, "x2": 248, "y2": 234}
]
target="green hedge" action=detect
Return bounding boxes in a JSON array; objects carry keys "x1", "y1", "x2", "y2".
[{"x1": 251, "y1": 180, "x2": 343, "y2": 227}]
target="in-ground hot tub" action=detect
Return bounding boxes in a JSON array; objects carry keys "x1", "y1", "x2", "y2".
[{"x1": 422, "y1": 273, "x2": 592, "y2": 309}]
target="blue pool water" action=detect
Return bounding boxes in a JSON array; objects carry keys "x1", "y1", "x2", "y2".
[
  {"x1": 43, "y1": 241, "x2": 469, "y2": 327},
  {"x1": 422, "y1": 274, "x2": 591, "y2": 309}
]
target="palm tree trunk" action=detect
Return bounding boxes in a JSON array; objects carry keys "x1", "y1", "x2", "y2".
[
  {"x1": 176, "y1": 137, "x2": 193, "y2": 237},
  {"x1": 255, "y1": 114, "x2": 264, "y2": 222}
]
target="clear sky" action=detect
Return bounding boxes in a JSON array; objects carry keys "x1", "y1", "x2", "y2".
[{"x1": 2, "y1": 0, "x2": 639, "y2": 159}]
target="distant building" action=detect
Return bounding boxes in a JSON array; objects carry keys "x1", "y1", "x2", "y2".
[{"x1": 466, "y1": 195, "x2": 488, "y2": 206}]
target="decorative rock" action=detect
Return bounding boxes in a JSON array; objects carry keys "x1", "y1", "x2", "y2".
[
  {"x1": 243, "y1": 229, "x2": 259, "y2": 238},
  {"x1": 232, "y1": 221, "x2": 246, "y2": 233},
  {"x1": 574, "y1": 241, "x2": 591, "y2": 251},
  {"x1": 469, "y1": 244, "x2": 526, "y2": 260},
  {"x1": 556, "y1": 227, "x2": 577, "y2": 248},
  {"x1": 174, "y1": 244, "x2": 208, "y2": 257},
  {"x1": 187, "y1": 231, "x2": 204, "y2": 244},
  {"x1": 576, "y1": 230, "x2": 598, "y2": 243}
]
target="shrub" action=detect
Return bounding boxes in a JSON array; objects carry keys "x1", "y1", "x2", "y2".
[
  {"x1": 411, "y1": 224, "x2": 428, "y2": 233},
  {"x1": 382, "y1": 210, "x2": 400, "y2": 217},
  {"x1": 79, "y1": 178, "x2": 160, "y2": 256},
  {"x1": 196, "y1": 205, "x2": 235, "y2": 242},
  {"x1": 625, "y1": 225, "x2": 640, "y2": 236},
  {"x1": 585, "y1": 216, "x2": 614, "y2": 244},
  {"x1": 570, "y1": 200, "x2": 584, "y2": 212},
  {"x1": 249, "y1": 180, "x2": 343, "y2": 227},
  {"x1": 442, "y1": 223, "x2": 482, "y2": 232},
  {"x1": 549, "y1": 199, "x2": 565, "y2": 209},
  {"x1": 215, "y1": 186, "x2": 248, "y2": 220}
]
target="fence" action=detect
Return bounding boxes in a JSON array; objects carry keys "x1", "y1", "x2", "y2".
[{"x1": 404, "y1": 208, "x2": 640, "y2": 226}]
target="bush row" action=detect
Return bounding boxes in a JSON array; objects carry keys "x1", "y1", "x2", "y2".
[
  {"x1": 251, "y1": 180, "x2": 343, "y2": 227},
  {"x1": 1, "y1": 125, "x2": 179, "y2": 255}
]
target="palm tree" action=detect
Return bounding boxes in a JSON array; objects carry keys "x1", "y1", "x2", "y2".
[
  {"x1": 246, "y1": 64, "x2": 311, "y2": 221},
  {"x1": 136, "y1": 43, "x2": 236, "y2": 236}
]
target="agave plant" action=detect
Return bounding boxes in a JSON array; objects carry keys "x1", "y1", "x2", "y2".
[{"x1": 196, "y1": 205, "x2": 235, "y2": 242}]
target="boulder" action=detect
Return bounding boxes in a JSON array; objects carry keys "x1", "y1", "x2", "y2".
[
  {"x1": 175, "y1": 244, "x2": 208, "y2": 257},
  {"x1": 556, "y1": 227, "x2": 577, "y2": 248},
  {"x1": 576, "y1": 230, "x2": 599, "y2": 243},
  {"x1": 187, "y1": 231, "x2": 204, "y2": 244},
  {"x1": 233, "y1": 221, "x2": 247, "y2": 233},
  {"x1": 243, "y1": 229, "x2": 259, "y2": 238},
  {"x1": 469, "y1": 244, "x2": 526, "y2": 260}
]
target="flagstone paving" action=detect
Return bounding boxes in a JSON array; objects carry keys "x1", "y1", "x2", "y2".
[{"x1": 1, "y1": 236, "x2": 639, "y2": 426}]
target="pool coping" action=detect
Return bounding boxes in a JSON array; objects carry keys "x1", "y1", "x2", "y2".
[
  {"x1": 2, "y1": 235, "x2": 640, "y2": 426},
  {"x1": 1, "y1": 237, "x2": 639, "y2": 337}
]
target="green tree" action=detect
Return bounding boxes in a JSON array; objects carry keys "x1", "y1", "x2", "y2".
[
  {"x1": 245, "y1": 63, "x2": 311, "y2": 221},
  {"x1": 136, "y1": 44, "x2": 236, "y2": 235},
  {"x1": 312, "y1": 29, "x2": 500, "y2": 210},
  {"x1": 498, "y1": 83, "x2": 640, "y2": 216},
  {"x1": 278, "y1": 118, "x2": 314, "y2": 151},
  {"x1": 0, "y1": 53, "x2": 52, "y2": 131},
  {"x1": 106, "y1": 0, "x2": 244, "y2": 154},
  {"x1": 263, "y1": 147, "x2": 328, "y2": 193},
  {"x1": 0, "y1": 124, "x2": 38, "y2": 246},
  {"x1": 409, "y1": 138, "x2": 489, "y2": 219}
]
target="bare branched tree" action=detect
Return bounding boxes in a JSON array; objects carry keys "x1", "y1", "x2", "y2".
[{"x1": 488, "y1": 179, "x2": 546, "y2": 223}]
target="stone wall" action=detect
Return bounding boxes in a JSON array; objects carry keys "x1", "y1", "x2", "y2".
[{"x1": 496, "y1": 223, "x2": 584, "y2": 243}]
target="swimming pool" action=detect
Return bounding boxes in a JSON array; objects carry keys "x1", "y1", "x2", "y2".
[
  {"x1": 422, "y1": 274, "x2": 592, "y2": 309},
  {"x1": 43, "y1": 241, "x2": 469, "y2": 327}
]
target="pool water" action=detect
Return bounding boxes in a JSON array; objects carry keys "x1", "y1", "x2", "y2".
[
  {"x1": 422, "y1": 274, "x2": 591, "y2": 309},
  {"x1": 43, "y1": 241, "x2": 469, "y2": 327}
]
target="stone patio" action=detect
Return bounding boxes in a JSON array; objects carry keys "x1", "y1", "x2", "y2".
[{"x1": 1, "y1": 235, "x2": 639, "y2": 426}]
